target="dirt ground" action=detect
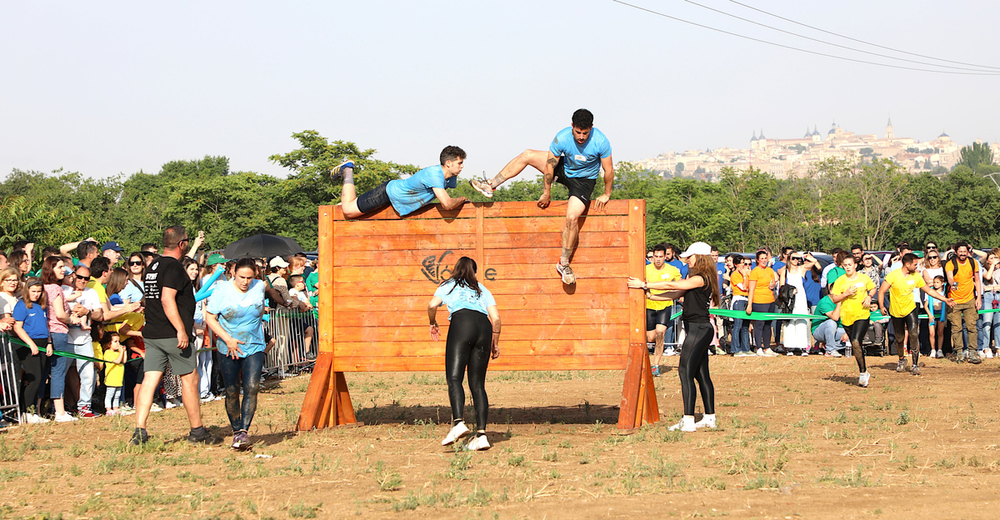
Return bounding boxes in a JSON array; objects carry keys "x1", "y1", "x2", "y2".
[{"x1": 3, "y1": 353, "x2": 1000, "y2": 519}]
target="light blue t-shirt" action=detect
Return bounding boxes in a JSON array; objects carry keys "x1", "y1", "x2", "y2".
[
  {"x1": 385, "y1": 165, "x2": 458, "y2": 217},
  {"x1": 118, "y1": 281, "x2": 143, "y2": 305},
  {"x1": 549, "y1": 127, "x2": 612, "y2": 179},
  {"x1": 205, "y1": 278, "x2": 266, "y2": 357},
  {"x1": 434, "y1": 280, "x2": 496, "y2": 320},
  {"x1": 668, "y1": 259, "x2": 689, "y2": 278}
]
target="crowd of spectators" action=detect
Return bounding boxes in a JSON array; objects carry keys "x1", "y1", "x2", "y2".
[
  {"x1": 646, "y1": 240, "x2": 1000, "y2": 364},
  {"x1": 0, "y1": 235, "x2": 318, "y2": 427}
]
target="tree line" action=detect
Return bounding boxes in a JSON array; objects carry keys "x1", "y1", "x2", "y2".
[{"x1": 1, "y1": 131, "x2": 997, "y2": 259}]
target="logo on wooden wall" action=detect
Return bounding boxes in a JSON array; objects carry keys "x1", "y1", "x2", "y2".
[{"x1": 421, "y1": 250, "x2": 497, "y2": 283}]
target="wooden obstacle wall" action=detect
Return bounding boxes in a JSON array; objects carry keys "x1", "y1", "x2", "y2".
[{"x1": 298, "y1": 199, "x2": 658, "y2": 430}]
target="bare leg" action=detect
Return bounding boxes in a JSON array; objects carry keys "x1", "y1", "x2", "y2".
[
  {"x1": 179, "y1": 371, "x2": 203, "y2": 429},
  {"x1": 652, "y1": 326, "x2": 666, "y2": 367},
  {"x1": 491, "y1": 150, "x2": 550, "y2": 189},
  {"x1": 135, "y1": 371, "x2": 165, "y2": 429},
  {"x1": 561, "y1": 197, "x2": 586, "y2": 265}
]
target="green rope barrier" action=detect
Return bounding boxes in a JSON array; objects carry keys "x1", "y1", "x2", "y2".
[{"x1": 5, "y1": 334, "x2": 216, "y2": 365}]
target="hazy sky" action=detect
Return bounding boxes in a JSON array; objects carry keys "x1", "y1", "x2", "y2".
[{"x1": 3, "y1": 1, "x2": 998, "y2": 180}]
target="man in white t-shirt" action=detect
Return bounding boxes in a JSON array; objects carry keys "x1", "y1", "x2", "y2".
[{"x1": 64, "y1": 265, "x2": 104, "y2": 418}]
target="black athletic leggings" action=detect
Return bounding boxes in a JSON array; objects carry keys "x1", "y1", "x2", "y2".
[
  {"x1": 445, "y1": 310, "x2": 492, "y2": 431},
  {"x1": 678, "y1": 321, "x2": 715, "y2": 416},
  {"x1": 14, "y1": 345, "x2": 45, "y2": 413},
  {"x1": 891, "y1": 309, "x2": 921, "y2": 366},
  {"x1": 844, "y1": 320, "x2": 869, "y2": 373}
]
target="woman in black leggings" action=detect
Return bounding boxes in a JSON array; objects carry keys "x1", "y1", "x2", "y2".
[
  {"x1": 428, "y1": 257, "x2": 500, "y2": 451},
  {"x1": 629, "y1": 242, "x2": 720, "y2": 433}
]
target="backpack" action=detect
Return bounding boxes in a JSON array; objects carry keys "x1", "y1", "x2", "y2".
[{"x1": 945, "y1": 258, "x2": 979, "y2": 297}]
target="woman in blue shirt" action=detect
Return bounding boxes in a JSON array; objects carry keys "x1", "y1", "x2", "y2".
[
  {"x1": 205, "y1": 257, "x2": 266, "y2": 450},
  {"x1": 13, "y1": 279, "x2": 52, "y2": 424},
  {"x1": 428, "y1": 257, "x2": 500, "y2": 451}
]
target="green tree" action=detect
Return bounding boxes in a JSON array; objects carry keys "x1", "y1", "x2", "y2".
[{"x1": 958, "y1": 142, "x2": 995, "y2": 173}]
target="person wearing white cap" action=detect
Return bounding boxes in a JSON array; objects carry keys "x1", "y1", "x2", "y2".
[
  {"x1": 266, "y1": 256, "x2": 292, "y2": 310},
  {"x1": 628, "y1": 241, "x2": 720, "y2": 432}
]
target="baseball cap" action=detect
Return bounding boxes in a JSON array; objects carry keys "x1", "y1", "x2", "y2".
[
  {"x1": 206, "y1": 253, "x2": 226, "y2": 266},
  {"x1": 679, "y1": 242, "x2": 712, "y2": 258},
  {"x1": 102, "y1": 241, "x2": 124, "y2": 252},
  {"x1": 269, "y1": 256, "x2": 289, "y2": 268}
]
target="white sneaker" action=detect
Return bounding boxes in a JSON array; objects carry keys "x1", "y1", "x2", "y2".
[
  {"x1": 469, "y1": 177, "x2": 494, "y2": 198},
  {"x1": 54, "y1": 413, "x2": 78, "y2": 423},
  {"x1": 935, "y1": 349, "x2": 944, "y2": 359},
  {"x1": 668, "y1": 416, "x2": 696, "y2": 432},
  {"x1": 467, "y1": 434, "x2": 491, "y2": 451},
  {"x1": 441, "y1": 421, "x2": 470, "y2": 446},
  {"x1": 756, "y1": 348, "x2": 764, "y2": 357},
  {"x1": 786, "y1": 351, "x2": 794, "y2": 356},
  {"x1": 986, "y1": 350, "x2": 994, "y2": 359},
  {"x1": 762, "y1": 348, "x2": 778, "y2": 357},
  {"x1": 555, "y1": 263, "x2": 576, "y2": 285},
  {"x1": 26, "y1": 413, "x2": 50, "y2": 424},
  {"x1": 693, "y1": 414, "x2": 716, "y2": 429},
  {"x1": 664, "y1": 347, "x2": 677, "y2": 356},
  {"x1": 858, "y1": 372, "x2": 870, "y2": 388},
  {"x1": 150, "y1": 403, "x2": 163, "y2": 413}
]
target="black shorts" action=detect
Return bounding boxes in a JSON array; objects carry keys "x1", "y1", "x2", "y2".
[
  {"x1": 356, "y1": 180, "x2": 392, "y2": 214},
  {"x1": 646, "y1": 307, "x2": 671, "y2": 331},
  {"x1": 553, "y1": 157, "x2": 597, "y2": 206}
]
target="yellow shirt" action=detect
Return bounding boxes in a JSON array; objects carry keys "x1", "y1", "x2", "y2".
[
  {"x1": 748, "y1": 266, "x2": 777, "y2": 304},
  {"x1": 645, "y1": 263, "x2": 681, "y2": 311},
  {"x1": 832, "y1": 273, "x2": 876, "y2": 326},
  {"x1": 102, "y1": 350, "x2": 125, "y2": 387},
  {"x1": 944, "y1": 259, "x2": 976, "y2": 304},
  {"x1": 86, "y1": 278, "x2": 108, "y2": 304},
  {"x1": 883, "y1": 269, "x2": 925, "y2": 318},
  {"x1": 731, "y1": 271, "x2": 749, "y2": 297}
]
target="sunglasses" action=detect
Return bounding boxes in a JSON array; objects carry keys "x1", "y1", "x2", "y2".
[
  {"x1": 791, "y1": 257, "x2": 804, "y2": 261},
  {"x1": 928, "y1": 255, "x2": 939, "y2": 259},
  {"x1": 129, "y1": 260, "x2": 143, "y2": 266}
]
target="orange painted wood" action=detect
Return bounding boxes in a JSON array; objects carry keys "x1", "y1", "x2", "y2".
[
  {"x1": 299, "y1": 200, "x2": 654, "y2": 431},
  {"x1": 331, "y1": 355, "x2": 628, "y2": 372}
]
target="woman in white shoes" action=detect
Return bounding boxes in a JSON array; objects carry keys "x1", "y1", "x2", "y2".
[
  {"x1": 428, "y1": 257, "x2": 500, "y2": 451},
  {"x1": 830, "y1": 256, "x2": 877, "y2": 387},
  {"x1": 629, "y1": 242, "x2": 719, "y2": 432}
]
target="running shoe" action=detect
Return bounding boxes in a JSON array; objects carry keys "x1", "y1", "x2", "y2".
[
  {"x1": 150, "y1": 403, "x2": 164, "y2": 413},
  {"x1": 664, "y1": 347, "x2": 678, "y2": 356},
  {"x1": 54, "y1": 413, "x2": 78, "y2": 423},
  {"x1": 668, "y1": 417, "x2": 696, "y2": 432},
  {"x1": 441, "y1": 421, "x2": 470, "y2": 446},
  {"x1": 467, "y1": 434, "x2": 491, "y2": 451},
  {"x1": 858, "y1": 372, "x2": 870, "y2": 388},
  {"x1": 761, "y1": 348, "x2": 778, "y2": 357},
  {"x1": 129, "y1": 427, "x2": 149, "y2": 446},
  {"x1": 165, "y1": 398, "x2": 183, "y2": 409},
  {"x1": 25, "y1": 413, "x2": 50, "y2": 424},
  {"x1": 188, "y1": 426, "x2": 223, "y2": 445},
  {"x1": 986, "y1": 349, "x2": 995, "y2": 359},
  {"x1": 231, "y1": 430, "x2": 250, "y2": 451},
  {"x1": 733, "y1": 351, "x2": 754, "y2": 357},
  {"x1": 78, "y1": 405, "x2": 100, "y2": 418},
  {"x1": 800, "y1": 350, "x2": 809, "y2": 356},
  {"x1": 755, "y1": 348, "x2": 764, "y2": 357},
  {"x1": 330, "y1": 160, "x2": 354, "y2": 182},
  {"x1": 910, "y1": 365, "x2": 921, "y2": 376},
  {"x1": 895, "y1": 358, "x2": 907, "y2": 372},
  {"x1": 469, "y1": 176, "x2": 494, "y2": 198},
  {"x1": 786, "y1": 351, "x2": 794, "y2": 356},
  {"x1": 714, "y1": 346, "x2": 727, "y2": 356},
  {"x1": 969, "y1": 352, "x2": 983, "y2": 364},
  {"x1": 935, "y1": 349, "x2": 944, "y2": 359},
  {"x1": 555, "y1": 262, "x2": 576, "y2": 284},
  {"x1": 826, "y1": 351, "x2": 843, "y2": 357},
  {"x1": 693, "y1": 415, "x2": 716, "y2": 429},
  {"x1": 651, "y1": 365, "x2": 661, "y2": 377}
]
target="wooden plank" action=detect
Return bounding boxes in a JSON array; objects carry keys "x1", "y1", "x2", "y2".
[
  {"x1": 627, "y1": 200, "x2": 647, "y2": 352},
  {"x1": 334, "y1": 247, "x2": 626, "y2": 268},
  {"x1": 333, "y1": 202, "x2": 474, "y2": 221},
  {"x1": 335, "y1": 372, "x2": 356, "y2": 425},
  {"x1": 297, "y1": 352, "x2": 334, "y2": 430},
  {"x1": 481, "y1": 199, "x2": 632, "y2": 218},
  {"x1": 332, "y1": 278, "x2": 629, "y2": 297},
  {"x1": 478, "y1": 216, "x2": 627, "y2": 234},
  {"x1": 334, "y1": 218, "x2": 477, "y2": 237},
  {"x1": 332, "y1": 339, "x2": 626, "y2": 357},
  {"x1": 334, "y1": 234, "x2": 480, "y2": 252},
  {"x1": 331, "y1": 263, "x2": 628, "y2": 283},
  {"x1": 476, "y1": 205, "x2": 485, "y2": 267},
  {"x1": 483, "y1": 232, "x2": 628, "y2": 249},
  {"x1": 333, "y1": 323, "x2": 629, "y2": 342},
  {"x1": 333, "y1": 309, "x2": 628, "y2": 327},
  {"x1": 332, "y1": 354, "x2": 627, "y2": 372},
  {"x1": 618, "y1": 341, "x2": 645, "y2": 429},
  {"x1": 332, "y1": 293, "x2": 630, "y2": 311},
  {"x1": 333, "y1": 249, "x2": 478, "y2": 268},
  {"x1": 319, "y1": 206, "x2": 335, "y2": 353},
  {"x1": 484, "y1": 247, "x2": 628, "y2": 265}
]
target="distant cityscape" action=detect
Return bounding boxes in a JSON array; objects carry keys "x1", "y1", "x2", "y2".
[{"x1": 637, "y1": 121, "x2": 1000, "y2": 180}]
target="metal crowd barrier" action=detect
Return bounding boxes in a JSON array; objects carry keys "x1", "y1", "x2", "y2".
[
  {"x1": 0, "y1": 333, "x2": 21, "y2": 425},
  {"x1": 263, "y1": 309, "x2": 317, "y2": 379}
]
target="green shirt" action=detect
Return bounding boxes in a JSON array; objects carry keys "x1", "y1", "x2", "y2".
[{"x1": 811, "y1": 295, "x2": 837, "y2": 334}]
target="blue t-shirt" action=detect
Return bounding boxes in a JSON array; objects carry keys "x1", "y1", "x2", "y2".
[
  {"x1": 385, "y1": 165, "x2": 458, "y2": 217},
  {"x1": 205, "y1": 279, "x2": 266, "y2": 357},
  {"x1": 716, "y1": 262, "x2": 726, "y2": 296},
  {"x1": 549, "y1": 127, "x2": 612, "y2": 179},
  {"x1": 668, "y1": 259, "x2": 688, "y2": 278},
  {"x1": 13, "y1": 300, "x2": 49, "y2": 340},
  {"x1": 802, "y1": 272, "x2": 821, "y2": 307},
  {"x1": 118, "y1": 281, "x2": 143, "y2": 305},
  {"x1": 434, "y1": 281, "x2": 496, "y2": 320}
]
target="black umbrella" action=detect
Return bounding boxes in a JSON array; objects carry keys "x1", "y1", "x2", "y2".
[{"x1": 223, "y1": 234, "x2": 304, "y2": 259}]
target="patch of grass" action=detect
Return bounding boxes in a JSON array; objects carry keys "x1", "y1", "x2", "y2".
[
  {"x1": 0, "y1": 468, "x2": 28, "y2": 482},
  {"x1": 445, "y1": 451, "x2": 473, "y2": 480},
  {"x1": 818, "y1": 465, "x2": 876, "y2": 487},
  {"x1": 896, "y1": 411, "x2": 910, "y2": 425},
  {"x1": 287, "y1": 500, "x2": 323, "y2": 518},
  {"x1": 507, "y1": 454, "x2": 527, "y2": 467},
  {"x1": 743, "y1": 474, "x2": 780, "y2": 490},
  {"x1": 371, "y1": 461, "x2": 403, "y2": 491}
]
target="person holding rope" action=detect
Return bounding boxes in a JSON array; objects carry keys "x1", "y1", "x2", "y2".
[
  {"x1": 830, "y1": 256, "x2": 877, "y2": 388},
  {"x1": 131, "y1": 226, "x2": 219, "y2": 445},
  {"x1": 428, "y1": 257, "x2": 500, "y2": 451},
  {"x1": 628, "y1": 242, "x2": 719, "y2": 432},
  {"x1": 878, "y1": 252, "x2": 953, "y2": 376},
  {"x1": 469, "y1": 109, "x2": 613, "y2": 285},
  {"x1": 205, "y1": 257, "x2": 267, "y2": 451}
]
